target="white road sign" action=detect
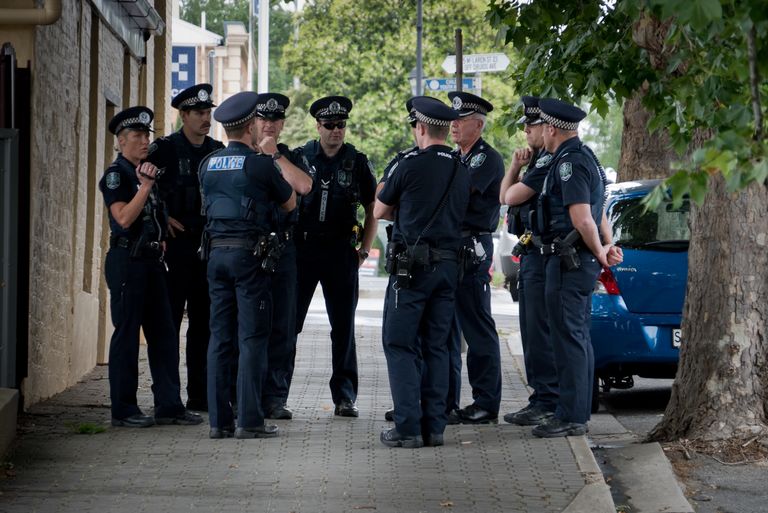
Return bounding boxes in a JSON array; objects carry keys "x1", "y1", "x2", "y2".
[{"x1": 441, "y1": 53, "x2": 511, "y2": 74}]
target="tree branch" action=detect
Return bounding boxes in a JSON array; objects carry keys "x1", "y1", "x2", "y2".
[{"x1": 747, "y1": 24, "x2": 763, "y2": 141}]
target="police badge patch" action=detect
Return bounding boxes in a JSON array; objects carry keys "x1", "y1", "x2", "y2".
[
  {"x1": 452, "y1": 96, "x2": 463, "y2": 110},
  {"x1": 106, "y1": 171, "x2": 120, "y2": 189},
  {"x1": 535, "y1": 154, "x2": 553, "y2": 168},
  {"x1": 337, "y1": 168, "x2": 352, "y2": 187},
  {"x1": 470, "y1": 153, "x2": 486, "y2": 168},
  {"x1": 559, "y1": 162, "x2": 573, "y2": 181},
  {"x1": 198, "y1": 89, "x2": 209, "y2": 102},
  {"x1": 138, "y1": 111, "x2": 151, "y2": 124}
]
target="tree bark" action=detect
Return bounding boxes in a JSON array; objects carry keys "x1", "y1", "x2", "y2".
[
  {"x1": 618, "y1": 91, "x2": 675, "y2": 181},
  {"x1": 648, "y1": 176, "x2": 768, "y2": 441}
]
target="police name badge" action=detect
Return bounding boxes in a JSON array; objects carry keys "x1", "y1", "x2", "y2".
[
  {"x1": 559, "y1": 162, "x2": 573, "y2": 182},
  {"x1": 535, "y1": 154, "x2": 553, "y2": 168},
  {"x1": 106, "y1": 171, "x2": 120, "y2": 189},
  {"x1": 470, "y1": 153, "x2": 486, "y2": 168}
]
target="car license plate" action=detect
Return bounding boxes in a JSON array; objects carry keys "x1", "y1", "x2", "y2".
[{"x1": 672, "y1": 329, "x2": 682, "y2": 348}]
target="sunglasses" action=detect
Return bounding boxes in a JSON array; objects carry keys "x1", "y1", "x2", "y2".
[{"x1": 321, "y1": 121, "x2": 347, "y2": 130}]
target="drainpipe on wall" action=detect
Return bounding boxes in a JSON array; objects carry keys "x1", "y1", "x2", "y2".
[{"x1": 0, "y1": 0, "x2": 62, "y2": 26}]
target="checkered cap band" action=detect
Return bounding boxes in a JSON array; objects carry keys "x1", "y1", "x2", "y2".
[
  {"x1": 256, "y1": 103, "x2": 285, "y2": 113},
  {"x1": 116, "y1": 117, "x2": 151, "y2": 133},
  {"x1": 540, "y1": 112, "x2": 579, "y2": 131},
  {"x1": 179, "y1": 96, "x2": 212, "y2": 108},
  {"x1": 457, "y1": 101, "x2": 488, "y2": 115},
  {"x1": 221, "y1": 109, "x2": 257, "y2": 128},
  {"x1": 525, "y1": 106, "x2": 541, "y2": 116},
  {"x1": 415, "y1": 110, "x2": 451, "y2": 127}
]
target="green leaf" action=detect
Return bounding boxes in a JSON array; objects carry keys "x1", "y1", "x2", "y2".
[{"x1": 689, "y1": 171, "x2": 709, "y2": 205}]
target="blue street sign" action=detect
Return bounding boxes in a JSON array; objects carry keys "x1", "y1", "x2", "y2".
[
  {"x1": 171, "y1": 46, "x2": 196, "y2": 100},
  {"x1": 423, "y1": 77, "x2": 479, "y2": 92}
]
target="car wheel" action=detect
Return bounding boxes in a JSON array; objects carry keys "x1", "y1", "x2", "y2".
[{"x1": 591, "y1": 375, "x2": 600, "y2": 414}]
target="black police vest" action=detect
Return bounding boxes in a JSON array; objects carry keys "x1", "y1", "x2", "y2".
[
  {"x1": 166, "y1": 132, "x2": 223, "y2": 224},
  {"x1": 299, "y1": 141, "x2": 363, "y2": 233},
  {"x1": 538, "y1": 142, "x2": 605, "y2": 238},
  {"x1": 201, "y1": 146, "x2": 272, "y2": 238}
]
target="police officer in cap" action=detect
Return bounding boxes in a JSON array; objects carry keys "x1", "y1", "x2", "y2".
[
  {"x1": 375, "y1": 97, "x2": 469, "y2": 448},
  {"x1": 99, "y1": 106, "x2": 203, "y2": 428},
  {"x1": 146, "y1": 83, "x2": 225, "y2": 412},
  {"x1": 498, "y1": 96, "x2": 560, "y2": 426},
  {"x1": 445, "y1": 91, "x2": 504, "y2": 424},
  {"x1": 200, "y1": 92, "x2": 296, "y2": 439},
  {"x1": 532, "y1": 98, "x2": 622, "y2": 437},
  {"x1": 252, "y1": 92, "x2": 313, "y2": 420},
  {"x1": 294, "y1": 95, "x2": 377, "y2": 417}
]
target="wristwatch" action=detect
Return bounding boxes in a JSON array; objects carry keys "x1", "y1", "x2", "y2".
[
  {"x1": 272, "y1": 152, "x2": 283, "y2": 161},
  {"x1": 358, "y1": 249, "x2": 369, "y2": 260}
]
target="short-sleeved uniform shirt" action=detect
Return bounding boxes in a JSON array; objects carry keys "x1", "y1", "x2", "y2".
[
  {"x1": 378, "y1": 145, "x2": 470, "y2": 252},
  {"x1": 518, "y1": 149, "x2": 554, "y2": 231},
  {"x1": 273, "y1": 142, "x2": 311, "y2": 231},
  {"x1": 458, "y1": 138, "x2": 505, "y2": 233},
  {"x1": 379, "y1": 146, "x2": 418, "y2": 185},
  {"x1": 99, "y1": 154, "x2": 165, "y2": 241}
]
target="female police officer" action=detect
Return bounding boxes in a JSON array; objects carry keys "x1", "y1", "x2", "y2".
[{"x1": 99, "y1": 106, "x2": 203, "y2": 428}]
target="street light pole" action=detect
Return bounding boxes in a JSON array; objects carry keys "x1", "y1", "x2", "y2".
[
  {"x1": 257, "y1": 0, "x2": 269, "y2": 93},
  {"x1": 415, "y1": 0, "x2": 423, "y2": 96}
]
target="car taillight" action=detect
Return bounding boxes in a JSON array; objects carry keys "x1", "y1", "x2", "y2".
[
  {"x1": 595, "y1": 267, "x2": 621, "y2": 295},
  {"x1": 511, "y1": 255, "x2": 520, "y2": 264}
]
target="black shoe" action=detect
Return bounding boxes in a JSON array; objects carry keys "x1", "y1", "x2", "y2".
[
  {"x1": 446, "y1": 409, "x2": 462, "y2": 425},
  {"x1": 503, "y1": 405, "x2": 555, "y2": 426},
  {"x1": 423, "y1": 433, "x2": 444, "y2": 447},
  {"x1": 209, "y1": 424, "x2": 235, "y2": 439},
  {"x1": 380, "y1": 428, "x2": 423, "y2": 448},
  {"x1": 186, "y1": 399, "x2": 208, "y2": 412},
  {"x1": 334, "y1": 399, "x2": 359, "y2": 417},
  {"x1": 155, "y1": 410, "x2": 204, "y2": 426},
  {"x1": 265, "y1": 404, "x2": 293, "y2": 420},
  {"x1": 234, "y1": 425, "x2": 279, "y2": 439},
  {"x1": 532, "y1": 418, "x2": 587, "y2": 438},
  {"x1": 111, "y1": 414, "x2": 155, "y2": 428},
  {"x1": 458, "y1": 404, "x2": 498, "y2": 424},
  {"x1": 384, "y1": 408, "x2": 394, "y2": 422}
]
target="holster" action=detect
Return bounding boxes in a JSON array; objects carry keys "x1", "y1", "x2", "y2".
[{"x1": 198, "y1": 231, "x2": 211, "y2": 262}]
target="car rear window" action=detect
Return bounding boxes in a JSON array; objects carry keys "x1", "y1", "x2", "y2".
[{"x1": 609, "y1": 196, "x2": 690, "y2": 251}]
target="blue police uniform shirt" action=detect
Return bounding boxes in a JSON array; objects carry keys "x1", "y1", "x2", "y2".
[
  {"x1": 458, "y1": 138, "x2": 504, "y2": 233},
  {"x1": 541, "y1": 137, "x2": 604, "y2": 237},
  {"x1": 378, "y1": 145, "x2": 470, "y2": 252},
  {"x1": 519, "y1": 149, "x2": 554, "y2": 231},
  {"x1": 200, "y1": 141, "x2": 294, "y2": 240},
  {"x1": 273, "y1": 142, "x2": 311, "y2": 231},
  {"x1": 298, "y1": 142, "x2": 376, "y2": 233},
  {"x1": 99, "y1": 154, "x2": 165, "y2": 240},
  {"x1": 146, "y1": 130, "x2": 224, "y2": 234}
]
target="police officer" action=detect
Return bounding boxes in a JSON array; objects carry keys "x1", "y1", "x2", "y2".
[
  {"x1": 445, "y1": 91, "x2": 504, "y2": 424},
  {"x1": 375, "y1": 97, "x2": 470, "y2": 448},
  {"x1": 99, "y1": 107, "x2": 203, "y2": 428},
  {"x1": 498, "y1": 96, "x2": 560, "y2": 426},
  {"x1": 146, "y1": 83, "x2": 225, "y2": 412},
  {"x1": 294, "y1": 95, "x2": 377, "y2": 417},
  {"x1": 252, "y1": 92, "x2": 313, "y2": 420},
  {"x1": 532, "y1": 98, "x2": 622, "y2": 437},
  {"x1": 200, "y1": 92, "x2": 296, "y2": 439}
]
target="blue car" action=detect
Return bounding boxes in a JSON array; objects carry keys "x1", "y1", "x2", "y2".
[{"x1": 590, "y1": 180, "x2": 689, "y2": 411}]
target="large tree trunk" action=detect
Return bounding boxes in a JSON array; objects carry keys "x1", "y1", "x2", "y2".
[
  {"x1": 618, "y1": 92, "x2": 675, "y2": 181},
  {"x1": 648, "y1": 176, "x2": 768, "y2": 441}
]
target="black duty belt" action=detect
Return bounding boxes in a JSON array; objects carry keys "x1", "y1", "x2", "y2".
[
  {"x1": 460, "y1": 230, "x2": 492, "y2": 238},
  {"x1": 300, "y1": 230, "x2": 350, "y2": 241},
  {"x1": 210, "y1": 238, "x2": 257, "y2": 250},
  {"x1": 430, "y1": 248, "x2": 459, "y2": 262},
  {"x1": 278, "y1": 228, "x2": 294, "y2": 242},
  {"x1": 110, "y1": 236, "x2": 161, "y2": 251}
]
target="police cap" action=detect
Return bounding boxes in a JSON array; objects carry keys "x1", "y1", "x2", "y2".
[
  {"x1": 171, "y1": 83, "x2": 216, "y2": 110},
  {"x1": 448, "y1": 91, "x2": 493, "y2": 117},
  {"x1": 213, "y1": 91, "x2": 259, "y2": 129},
  {"x1": 410, "y1": 96, "x2": 458, "y2": 126},
  {"x1": 517, "y1": 95, "x2": 544, "y2": 125},
  {"x1": 538, "y1": 98, "x2": 586, "y2": 131},
  {"x1": 109, "y1": 106, "x2": 154, "y2": 135},
  {"x1": 255, "y1": 93, "x2": 290, "y2": 120},
  {"x1": 405, "y1": 95, "x2": 442, "y2": 124},
  {"x1": 309, "y1": 95, "x2": 353, "y2": 120}
]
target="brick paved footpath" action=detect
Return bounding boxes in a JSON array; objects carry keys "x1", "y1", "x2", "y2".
[{"x1": 0, "y1": 282, "x2": 610, "y2": 513}]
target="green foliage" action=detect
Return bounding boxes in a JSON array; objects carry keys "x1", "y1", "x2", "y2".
[
  {"x1": 278, "y1": 0, "x2": 525, "y2": 173},
  {"x1": 179, "y1": 0, "x2": 249, "y2": 38},
  {"x1": 487, "y1": 0, "x2": 768, "y2": 206},
  {"x1": 65, "y1": 422, "x2": 107, "y2": 435}
]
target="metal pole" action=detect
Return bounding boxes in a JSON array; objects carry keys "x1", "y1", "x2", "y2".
[
  {"x1": 257, "y1": 0, "x2": 269, "y2": 93},
  {"x1": 247, "y1": 2, "x2": 253, "y2": 91},
  {"x1": 455, "y1": 28, "x2": 463, "y2": 92},
  {"x1": 415, "y1": 0, "x2": 423, "y2": 96}
]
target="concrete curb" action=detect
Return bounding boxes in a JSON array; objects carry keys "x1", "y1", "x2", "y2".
[{"x1": 563, "y1": 435, "x2": 616, "y2": 513}]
